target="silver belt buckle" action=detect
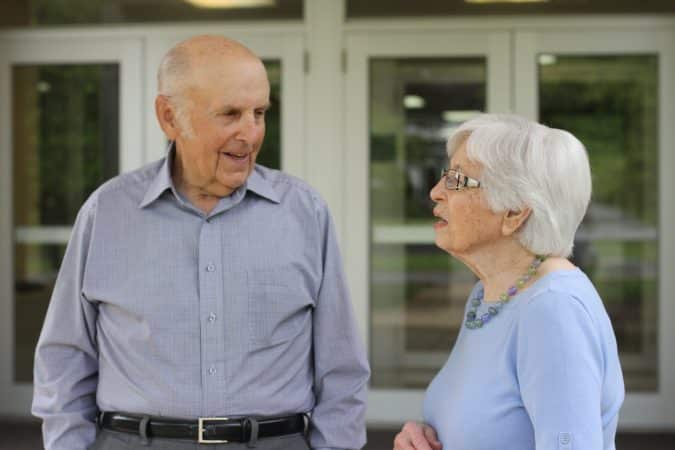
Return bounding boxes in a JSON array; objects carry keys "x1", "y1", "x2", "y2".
[{"x1": 198, "y1": 417, "x2": 231, "y2": 444}]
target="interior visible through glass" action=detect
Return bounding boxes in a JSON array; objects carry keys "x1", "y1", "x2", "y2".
[
  {"x1": 369, "y1": 58, "x2": 486, "y2": 388},
  {"x1": 539, "y1": 54, "x2": 659, "y2": 391},
  {"x1": 13, "y1": 64, "x2": 119, "y2": 382}
]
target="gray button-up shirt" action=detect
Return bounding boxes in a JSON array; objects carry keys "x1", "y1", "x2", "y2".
[{"x1": 32, "y1": 151, "x2": 370, "y2": 450}]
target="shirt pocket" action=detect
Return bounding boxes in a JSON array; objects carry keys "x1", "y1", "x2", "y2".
[{"x1": 247, "y1": 266, "x2": 314, "y2": 349}]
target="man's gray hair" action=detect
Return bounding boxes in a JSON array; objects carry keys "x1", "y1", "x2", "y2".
[
  {"x1": 157, "y1": 44, "x2": 195, "y2": 138},
  {"x1": 447, "y1": 114, "x2": 592, "y2": 257}
]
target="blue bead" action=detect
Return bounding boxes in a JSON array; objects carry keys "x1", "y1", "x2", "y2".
[{"x1": 481, "y1": 313, "x2": 490, "y2": 323}]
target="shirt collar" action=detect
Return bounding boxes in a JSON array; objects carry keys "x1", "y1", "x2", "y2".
[
  {"x1": 139, "y1": 143, "x2": 281, "y2": 208},
  {"x1": 245, "y1": 167, "x2": 281, "y2": 204},
  {"x1": 139, "y1": 142, "x2": 175, "y2": 209}
]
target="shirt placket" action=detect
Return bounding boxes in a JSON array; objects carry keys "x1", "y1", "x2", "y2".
[{"x1": 198, "y1": 216, "x2": 226, "y2": 415}]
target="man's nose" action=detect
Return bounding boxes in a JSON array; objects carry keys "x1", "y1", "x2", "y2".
[{"x1": 235, "y1": 112, "x2": 259, "y2": 143}]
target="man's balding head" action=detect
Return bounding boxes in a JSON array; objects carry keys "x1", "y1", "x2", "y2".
[
  {"x1": 154, "y1": 34, "x2": 270, "y2": 203},
  {"x1": 158, "y1": 35, "x2": 260, "y2": 98}
]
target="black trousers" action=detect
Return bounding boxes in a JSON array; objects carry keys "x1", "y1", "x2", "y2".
[{"x1": 88, "y1": 429, "x2": 311, "y2": 450}]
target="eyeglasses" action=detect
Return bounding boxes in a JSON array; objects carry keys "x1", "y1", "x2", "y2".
[{"x1": 441, "y1": 168, "x2": 481, "y2": 191}]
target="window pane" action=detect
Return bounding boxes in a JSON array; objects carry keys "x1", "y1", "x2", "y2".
[
  {"x1": 369, "y1": 58, "x2": 485, "y2": 388},
  {"x1": 1, "y1": 0, "x2": 302, "y2": 28},
  {"x1": 258, "y1": 60, "x2": 281, "y2": 170},
  {"x1": 539, "y1": 54, "x2": 659, "y2": 391},
  {"x1": 13, "y1": 64, "x2": 119, "y2": 382}
]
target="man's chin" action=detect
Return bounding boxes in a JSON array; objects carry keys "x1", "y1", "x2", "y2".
[{"x1": 214, "y1": 172, "x2": 251, "y2": 194}]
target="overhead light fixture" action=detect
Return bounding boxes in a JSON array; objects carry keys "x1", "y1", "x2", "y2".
[
  {"x1": 538, "y1": 54, "x2": 557, "y2": 65},
  {"x1": 185, "y1": 0, "x2": 276, "y2": 9},
  {"x1": 442, "y1": 110, "x2": 481, "y2": 123},
  {"x1": 465, "y1": 0, "x2": 549, "y2": 4},
  {"x1": 403, "y1": 95, "x2": 426, "y2": 109}
]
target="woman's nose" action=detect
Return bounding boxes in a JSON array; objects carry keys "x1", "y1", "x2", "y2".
[{"x1": 429, "y1": 178, "x2": 445, "y2": 202}]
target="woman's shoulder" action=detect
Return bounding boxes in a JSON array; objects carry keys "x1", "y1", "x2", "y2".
[
  {"x1": 520, "y1": 267, "x2": 598, "y2": 314},
  {"x1": 516, "y1": 267, "x2": 611, "y2": 344}
]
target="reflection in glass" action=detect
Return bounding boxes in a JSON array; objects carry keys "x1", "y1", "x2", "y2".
[
  {"x1": 539, "y1": 54, "x2": 659, "y2": 391},
  {"x1": 258, "y1": 60, "x2": 281, "y2": 170},
  {"x1": 369, "y1": 58, "x2": 486, "y2": 388},
  {"x1": 13, "y1": 64, "x2": 119, "y2": 382}
]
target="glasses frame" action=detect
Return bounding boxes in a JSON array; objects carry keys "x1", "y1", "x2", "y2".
[{"x1": 441, "y1": 168, "x2": 481, "y2": 191}]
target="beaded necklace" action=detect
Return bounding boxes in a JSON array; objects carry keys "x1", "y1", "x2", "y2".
[{"x1": 465, "y1": 255, "x2": 547, "y2": 329}]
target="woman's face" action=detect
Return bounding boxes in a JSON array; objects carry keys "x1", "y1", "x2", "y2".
[{"x1": 429, "y1": 142, "x2": 503, "y2": 258}]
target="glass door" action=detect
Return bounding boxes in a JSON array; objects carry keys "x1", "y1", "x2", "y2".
[
  {"x1": 0, "y1": 35, "x2": 143, "y2": 415},
  {"x1": 345, "y1": 22, "x2": 675, "y2": 427},
  {"x1": 344, "y1": 27, "x2": 511, "y2": 422},
  {"x1": 514, "y1": 26, "x2": 675, "y2": 427},
  {"x1": 0, "y1": 26, "x2": 306, "y2": 417}
]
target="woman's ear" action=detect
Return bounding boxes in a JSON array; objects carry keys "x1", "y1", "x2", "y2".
[{"x1": 502, "y1": 207, "x2": 532, "y2": 236}]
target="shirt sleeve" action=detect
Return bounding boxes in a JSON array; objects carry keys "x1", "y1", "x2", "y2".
[
  {"x1": 32, "y1": 198, "x2": 100, "y2": 450},
  {"x1": 516, "y1": 290, "x2": 605, "y2": 450},
  {"x1": 309, "y1": 199, "x2": 370, "y2": 450}
]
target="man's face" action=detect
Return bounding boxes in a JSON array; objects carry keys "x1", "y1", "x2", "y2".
[{"x1": 173, "y1": 56, "x2": 270, "y2": 197}]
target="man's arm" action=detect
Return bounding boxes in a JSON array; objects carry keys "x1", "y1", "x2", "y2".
[
  {"x1": 309, "y1": 199, "x2": 370, "y2": 450},
  {"x1": 32, "y1": 198, "x2": 100, "y2": 450}
]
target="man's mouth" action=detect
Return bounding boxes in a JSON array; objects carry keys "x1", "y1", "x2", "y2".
[{"x1": 222, "y1": 152, "x2": 249, "y2": 160}]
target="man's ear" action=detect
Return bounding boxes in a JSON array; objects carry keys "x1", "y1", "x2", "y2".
[
  {"x1": 155, "y1": 95, "x2": 180, "y2": 141},
  {"x1": 502, "y1": 207, "x2": 532, "y2": 236}
]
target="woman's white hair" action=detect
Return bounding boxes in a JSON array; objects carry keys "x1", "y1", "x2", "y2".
[{"x1": 447, "y1": 113, "x2": 592, "y2": 257}]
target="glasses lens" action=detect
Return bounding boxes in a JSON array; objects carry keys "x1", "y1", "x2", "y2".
[{"x1": 444, "y1": 170, "x2": 458, "y2": 190}]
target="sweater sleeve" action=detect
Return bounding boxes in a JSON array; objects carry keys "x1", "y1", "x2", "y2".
[{"x1": 516, "y1": 290, "x2": 605, "y2": 450}]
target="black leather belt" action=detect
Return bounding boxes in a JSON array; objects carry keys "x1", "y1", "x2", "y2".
[{"x1": 99, "y1": 411, "x2": 306, "y2": 444}]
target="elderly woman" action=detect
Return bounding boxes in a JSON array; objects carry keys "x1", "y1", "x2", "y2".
[{"x1": 394, "y1": 114, "x2": 624, "y2": 450}]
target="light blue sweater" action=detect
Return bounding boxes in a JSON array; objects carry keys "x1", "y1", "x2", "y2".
[{"x1": 423, "y1": 268, "x2": 624, "y2": 450}]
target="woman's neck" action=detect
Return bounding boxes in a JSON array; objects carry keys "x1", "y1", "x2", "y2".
[
  {"x1": 458, "y1": 241, "x2": 576, "y2": 302},
  {"x1": 458, "y1": 240, "x2": 538, "y2": 302}
]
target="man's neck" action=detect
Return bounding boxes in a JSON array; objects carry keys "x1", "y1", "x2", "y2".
[{"x1": 172, "y1": 158, "x2": 229, "y2": 215}]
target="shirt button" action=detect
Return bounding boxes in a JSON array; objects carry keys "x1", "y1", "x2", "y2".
[
  {"x1": 208, "y1": 366, "x2": 216, "y2": 375},
  {"x1": 206, "y1": 263, "x2": 215, "y2": 272},
  {"x1": 208, "y1": 312, "x2": 217, "y2": 322},
  {"x1": 559, "y1": 432, "x2": 571, "y2": 445}
]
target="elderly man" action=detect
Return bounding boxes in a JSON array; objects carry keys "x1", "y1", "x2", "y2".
[{"x1": 32, "y1": 35, "x2": 370, "y2": 450}]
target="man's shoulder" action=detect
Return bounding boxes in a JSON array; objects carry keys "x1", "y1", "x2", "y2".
[
  {"x1": 254, "y1": 164, "x2": 326, "y2": 209},
  {"x1": 85, "y1": 159, "x2": 165, "y2": 209}
]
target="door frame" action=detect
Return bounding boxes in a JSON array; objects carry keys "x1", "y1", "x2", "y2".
[
  {"x1": 0, "y1": 34, "x2": 144, "y2": 416},
  {"x1": 344, "y1": 24, "x2": 512, "y2": 425},
  {"x1": 0, "y1": 22, "x2": 305, "y2": 416},
  {"x1": 343, "y1": 16, "x2": 675, "y2": 428},
  {"x1": 512, "y1": 24, "x2": 675, "y2": 428}
]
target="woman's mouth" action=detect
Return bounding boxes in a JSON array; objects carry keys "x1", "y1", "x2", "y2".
[{"x1": 433, "y1": 209, "x2": 448, "y2": 229}]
